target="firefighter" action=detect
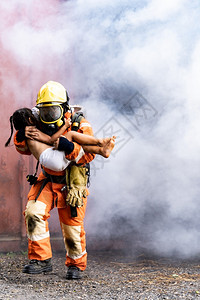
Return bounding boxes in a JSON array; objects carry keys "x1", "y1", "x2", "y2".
[{"x1": 14, "y1": 81, "x2": 95, "y2": 279}]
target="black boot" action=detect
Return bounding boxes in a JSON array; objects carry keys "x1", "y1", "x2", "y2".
[
  {"x1": 66, "y1": 266, "x2": 81, "y2": 279},
  {"x1": 22, "y1": 258, "x2": 52, "y2": 274}
]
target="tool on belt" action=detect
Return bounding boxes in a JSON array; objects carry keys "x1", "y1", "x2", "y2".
[{"x1": 26, "y1": 161, "x2": 39, "y2": 185}]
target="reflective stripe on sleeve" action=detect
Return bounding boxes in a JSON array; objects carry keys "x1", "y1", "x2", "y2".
[{"x1": 79, "y1": 122, "x2": 92, "y2": 129}]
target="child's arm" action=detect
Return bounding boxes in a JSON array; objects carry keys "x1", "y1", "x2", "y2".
[
  {"x1": 49, "y1": 118, "x2": 71, "y2": 143},
  {"x1": 25, "y1": 118, "x2": 71, "y2": 145}
]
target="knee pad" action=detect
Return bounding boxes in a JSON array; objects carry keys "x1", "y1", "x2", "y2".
[
  {"x1": 60, "y1": 223, "x2": 85, "y2": 259},
  {"x1": 25, "y1": 200, "x2": 47, "y2": 236}
]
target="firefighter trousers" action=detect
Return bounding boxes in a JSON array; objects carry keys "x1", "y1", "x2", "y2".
[{"x1": 24, "y1": 179, "x2": 87, "y2": 271}]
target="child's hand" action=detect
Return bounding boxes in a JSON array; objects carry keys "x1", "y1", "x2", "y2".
[
  {"x1": 64, "y1": 117, "x2": 71, "y2": 128},
  {"x1": 25, "y1": 126, "x2": 38, "y2": 139}
]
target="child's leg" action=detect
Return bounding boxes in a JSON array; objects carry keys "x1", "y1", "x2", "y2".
[
  {"x1": 64, "y1": 131, "x2": 115, "y2": 147},
  {"x1": 64, "y1": 131, "x2": 99, "y2": 144},
  {"x1": 82, "y1": 137, "x2": 115, "y2": 158}
]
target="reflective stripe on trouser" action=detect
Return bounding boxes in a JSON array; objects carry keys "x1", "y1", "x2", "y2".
[
  {"x1": 24, "y1": 176, "x2": 65, "y2": 261},
  {"x1": 58, "y1": 197, "x2": 87, "y2": 271},
  {"x1": 24, "y1": 200, "x2": 52, "y2": 260}
]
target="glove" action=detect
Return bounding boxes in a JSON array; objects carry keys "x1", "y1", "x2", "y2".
[
  {"x1": 66, "y1": 186, "x2": 87, "y2": 207},
  {"x1": 65, "y1": 165, "x2": 88, "y2": 207}
]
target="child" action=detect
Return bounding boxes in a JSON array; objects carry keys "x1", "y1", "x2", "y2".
[{"x1": 5, "y1": 108, "x2": 115, "y2": 171}]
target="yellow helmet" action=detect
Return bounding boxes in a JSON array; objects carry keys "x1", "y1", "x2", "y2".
[
  {"x1": 36, "y1": 81, "x2": 67, "y2": 106},
  {"x1": 36, "y1": 81, "x2": 69, "y2": 127}
]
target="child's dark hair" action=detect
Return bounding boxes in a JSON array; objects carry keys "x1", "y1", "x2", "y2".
[{"x1": 5, "y1": 108, "x2": 37, "y2": 147}]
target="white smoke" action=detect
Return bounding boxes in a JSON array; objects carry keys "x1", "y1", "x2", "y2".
[{"x1": 2, "y1": 0, "x2": 200, "y2": 258}]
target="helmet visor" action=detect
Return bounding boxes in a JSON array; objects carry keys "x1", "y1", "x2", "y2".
[{"x1": 39, "y1": 105, "x2": 62, "y2": 124}]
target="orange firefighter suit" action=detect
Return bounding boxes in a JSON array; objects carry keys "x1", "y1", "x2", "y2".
[{"x1": 14, "y1": 113, "x2": 95, "y2": 271}]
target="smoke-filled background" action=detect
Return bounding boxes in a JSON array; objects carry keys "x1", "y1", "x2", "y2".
[{"x1": 1, "y1": 0, "x2": 200, "y2": 258}]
